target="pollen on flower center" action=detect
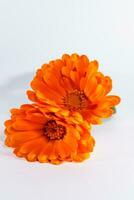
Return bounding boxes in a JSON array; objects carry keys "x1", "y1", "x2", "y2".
[
  {"x1": 43, "y1": 120, "x2": 66, "y2": 140},
  {"x1": 63, "y1": 89, "x2": 88, "y2": 111}
]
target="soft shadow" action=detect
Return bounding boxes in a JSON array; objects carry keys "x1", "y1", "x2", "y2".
[{"x1": 0, "y1": 72, "x2": 34, "y2": 142}]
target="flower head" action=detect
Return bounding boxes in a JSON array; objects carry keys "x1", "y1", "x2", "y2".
[
  {"x1": 27, "y1": 53, "x2": 120, "y2": 124},
  {"x1": 4, "y1": 104, "x2": 95, "y2": 164}
]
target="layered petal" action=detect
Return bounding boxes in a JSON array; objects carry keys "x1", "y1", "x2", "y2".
[
  {"x1": 27, "y1": 53, "x2": 121, "y2": 125},
  {"x1": 4, "y1": 103, "x2": 95, "y2": 164}
]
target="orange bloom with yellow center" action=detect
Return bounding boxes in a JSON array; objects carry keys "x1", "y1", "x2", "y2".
[
  {"x1": 4, "y1": 104, "x2": 95, "y2": 164},
  {"x1": 27, "y1": 53, "x2": 121, "y2": 124}
]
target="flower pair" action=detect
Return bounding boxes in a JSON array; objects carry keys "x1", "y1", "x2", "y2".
[{"x1": 4, "y1": 54, "x2": 120, "y2": 164}]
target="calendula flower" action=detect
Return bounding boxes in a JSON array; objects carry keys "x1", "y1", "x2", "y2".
[
  {"x1": 4, "y1": 104, "x2": 95, "y2": 164},
  {"x1": 27, "y1": 53, "x2": 120, "y2": 124}
]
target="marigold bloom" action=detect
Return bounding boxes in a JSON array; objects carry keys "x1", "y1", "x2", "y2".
[
  {"x1": 4, "y1": 104, "x2": 95, "y2": 164},
  {"x1": 27, "y1": 53, "x2": 121, "y2": 124}
]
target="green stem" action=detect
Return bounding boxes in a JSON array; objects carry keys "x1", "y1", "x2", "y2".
[{"x1": 112, "y1": 106, "x2": 116, "y2": 114}]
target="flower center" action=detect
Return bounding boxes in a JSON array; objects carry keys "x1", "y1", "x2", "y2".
[
  {"x1": 43, "y1": 120, "x2": 66, "y2": 140},
  {"x1": 63, "y1": 89, "x2": 88, "y2": 111}
]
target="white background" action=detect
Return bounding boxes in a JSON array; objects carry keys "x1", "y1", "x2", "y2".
[{"x1": 0, "y1": 0, "x2": 134, "y2": 199}]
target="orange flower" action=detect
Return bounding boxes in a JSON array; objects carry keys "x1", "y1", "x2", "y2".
[
  {"x1": 27, "y1": 53, "x2": 121, "y2": 124},
  {"x1": 4, "y1": 104, "x2": 95, "y2": 164}
]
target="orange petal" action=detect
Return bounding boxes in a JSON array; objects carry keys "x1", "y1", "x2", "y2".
[
  {"x1": 70, "y1": 70, "x2": 80, "y2": 88},
  {"x1": 17, "y1": 137, "x2": 46, "y2": 155},
  {"x1": 80, "y1": 77, "x2": 87, "y2": 90},
  {"x1": 4, "y1": 120, "x2": 13, "y2": 127},
  {"x1": 86, "y1": 60, "x2": 98, "y2": 80},
  {"x1": 55, "y1": 140, "x2": 71, "y2": 159},
  {"x1": 73, "y1": 153, "x2": 90, "y2": 162},
  {"x1": 62, "y1": 76, "x2": 74, "y2": 91},
  {"x1": 99, "y1": 95, "x2": 121, "y2": 107},
  {"x1": 81, "y1": 110, "x2": 102, "y2": 124},
  {"x1": 43, "y1": 69, "x2": 66, "y2": 96},
  {"x1": 63, "y1": 130, "x2": 77, "y2": 152},
  {"x1": 25, "y1": 112, "x2": 47, "y2": 124},
  {"x1": 89, "y1": 84, "x2": 106, "y2": 102},
  {"x1": 103, "y1": 76, "x2": 112, "y2": 95},
  {"x1": 12, "y1": 119, "x2": 44, "y2": 130},
  {"x1": 26, "y1": 145, "x2": 43, "y2": 162},
  {"x1": 61, "y1": 66, "x2": 71, "y2": 77},
  {"x1": 27, "y1": 90, "x2": 39, "y2": 103},
  {"x1": 84, "y1": 77, "x2": 97, "y2": 98},
  {"x1": 92, "y1": 108, "x2": 113, "y2": 118},
  {"x1": 7, "y1": 130, "x2": 43, "y2": 147}
]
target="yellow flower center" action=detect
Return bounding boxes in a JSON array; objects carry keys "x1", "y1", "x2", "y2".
[
  {"x1": 63, "y1": 89, "x2": 88, "y2": 111},
  {"x1": 44, "y1": 120, "x2": 66, "y2": 140}
]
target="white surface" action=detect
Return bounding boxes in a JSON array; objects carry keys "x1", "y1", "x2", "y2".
[{"x1": 0, "y1": 0, "x2": 134, "y2": 199}]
